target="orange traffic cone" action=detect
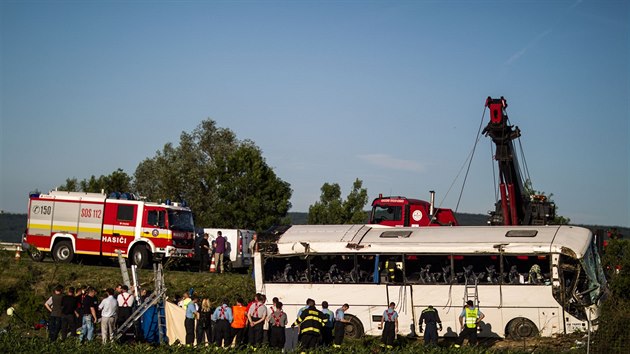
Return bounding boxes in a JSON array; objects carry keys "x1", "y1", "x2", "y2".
[
  {"x1": 15, "y1": 245, "x2": 21, "y2": 261},
  {"x1": 209, "y1": 254, "x2": 216, "y2": 273}
]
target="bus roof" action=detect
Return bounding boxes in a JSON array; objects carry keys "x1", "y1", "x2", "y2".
[{"x1": 274, "y1": 225, "x2": 593, "y2": 259}]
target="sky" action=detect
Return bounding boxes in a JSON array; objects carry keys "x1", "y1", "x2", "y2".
[{"x1": 1, "y1": 0, "x2": 628, "y2": 227}]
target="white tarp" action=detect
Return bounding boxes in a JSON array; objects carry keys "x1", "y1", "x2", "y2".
[{"x1": 165, "y1": 301, "x2": 196, "y2": 345}]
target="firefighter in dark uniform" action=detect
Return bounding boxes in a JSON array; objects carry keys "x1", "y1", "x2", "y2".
[
  {"x1": 419, "y1": 305, "x2": 442, "y2": 346},
  {"x1": 292, "y1": 298, "x2": 328, "y2": 350},
  {"x1": 379, "y1": 302, "x2": 398, "y2": 349}
]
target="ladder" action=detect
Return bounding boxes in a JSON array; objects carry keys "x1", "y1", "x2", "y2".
[
  {"x1": 464, "y1": 276, "x2": 479, "y2": 307},
  {"x1": 114, "y1": 262, "x2": 167, "y2": 342},
  {"x1": 116, "y1": 249, "x2": 132, "y2": 289}
]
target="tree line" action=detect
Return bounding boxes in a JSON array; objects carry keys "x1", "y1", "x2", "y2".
[{"x1": 55, "y1": 119, "x2": 367, "y2": 231}]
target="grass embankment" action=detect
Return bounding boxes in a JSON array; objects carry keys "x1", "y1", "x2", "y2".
[{"x1": 0, "y1": 252, "x2": 587, "y2": 353}]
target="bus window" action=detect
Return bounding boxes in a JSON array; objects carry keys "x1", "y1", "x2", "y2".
[
  {"x1": 450, "y1": 255, "x2": 502, "y2": 285},
  {"x1": 503, "y1": 255, "x2": 550, "y2": 285},
  {"x1": 263, "y1": 256, "x2": 309, "y2": 283},
  {"x1": 356, "y1": 255, "x2": 377, "y2": 284},
  {"x1": 405, "y1": 255, "x2": 452, "y2": 284},
  {"x1": 309, "y1": 255, "x2": 355, "y2": 283},
  {"x1": 380, "y1": 255, "x2": 404, "y2": 283}
]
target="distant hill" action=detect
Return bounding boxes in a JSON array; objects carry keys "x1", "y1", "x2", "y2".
[{"x1": 2, "y1": 212, "x2": 627, "y2": 243}]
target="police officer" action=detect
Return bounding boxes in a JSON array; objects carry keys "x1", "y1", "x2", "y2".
[
  {"x1": 455, "y1": 300, "x2": 485, "y2": 347},
  {"x1": 379, "y1": 302, "x2": 398, "y2": 349},
  {"x1": 292, "y1": 298, "x2": 328, "y2": 350},
  {"x1": 419, "y1": 305, "x2": 442, "y2": 346}
]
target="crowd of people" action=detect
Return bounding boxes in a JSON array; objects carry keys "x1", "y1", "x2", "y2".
[
  {"x1": 177, "y1": 292, "x2": 352, "y2": 351},
  {"x1": 44, "y1": 283, "x2": 138, "y2": 344}
]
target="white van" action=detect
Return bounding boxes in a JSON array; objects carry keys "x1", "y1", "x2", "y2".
[{"x1": 201, "y1": 228, "x2": 255, "y2": 270}]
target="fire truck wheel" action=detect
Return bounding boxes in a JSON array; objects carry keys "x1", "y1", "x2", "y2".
[
  {"x1": 52, "y1": 240, "x2": 74, "y2": 263},
  {"x1": 131, "y1": 245, "x2": 151, "y2": 268},
  {"x1": 507, "y1": 317, "x2": 538, "y2": 339}
]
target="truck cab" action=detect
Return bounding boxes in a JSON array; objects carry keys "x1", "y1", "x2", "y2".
[{"x1": 369, "y1": 194, "x2": 458, "y2": 227}]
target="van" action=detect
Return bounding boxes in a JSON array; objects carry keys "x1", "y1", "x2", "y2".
[{"x1": 201, "y1": 228, "x2": 254, "y2": 270}]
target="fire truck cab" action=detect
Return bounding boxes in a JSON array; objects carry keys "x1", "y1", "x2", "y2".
[
  {"x1": 369, "y1": 193, "x2": 458, "y2": 227},
  {"x1": 25, "y1": 190, "x2": 195, "y2": 267}
]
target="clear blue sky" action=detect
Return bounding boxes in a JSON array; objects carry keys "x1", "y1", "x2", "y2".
[{"x1": 1, "y1": 0, "x2": 628, "y2": 227}]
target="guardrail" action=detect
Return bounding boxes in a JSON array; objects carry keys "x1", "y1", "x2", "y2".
[{"x1": 0, "y1": 242, "x2": 21, "y2": 251}]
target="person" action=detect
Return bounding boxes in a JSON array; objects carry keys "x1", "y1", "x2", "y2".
[
  {"x1": 419, "y1": 305, "x2": 442, "y2": 346},
  {"x1": 199, "y1": 233, "x2": 210, "y2": 272},
  {"x1": 185, "y1": 296, "x2": 198, "y2": 346},
  {"x1": 197, "y1": 298, "x2": 214, "y2": 345},
  {"x1": 292, "y1": 298, "x2": 327, "y2": 350},
  {"x1": 268, "y1": 301, "x2": 287, "y2": 349},
  {"x1": 79, "y1": 287, "x2": 98, "y2": 342},
  {"x1": 247, "y1": 293, "x2": 268, "y2": 347},
  {"x1": 320, "y1": 301, "x2": 334, "y2": 346},
  {"x1": 455, "y1": 300, "x2": 485, "y2": 347},
  {"x1": 212, "y1": 298, "x2": 233, "y2": 347},
  {"x1": 117, "y1": 284, "x2": 135, "y2": 340},
  {"x1": 266, "y1": 297, "x2": 279, "y2": 344},
  {"x1": 231, "y1": 297, "x2": 248, "y2": 348},
  {"x1": 333, "y1": 303, "x2": 350, "y2": 348},
  {"x1": 44, "y1": 284, "x2": 64, "y2": 341},
  {"x1": 60, "y1": 287, "x2": 78, "y2": 340},
  {"x1": 74, "y1": 286, "x2": 87, "y2": 336},
  {"x1": 248, "y1": 233, "x2": 258, "y2": 254},
  {"x1": 215, "y1": 231, "x2": 226, "y2": 273},
  {"x1": 98, "y1": 288, "x2": 118, "y2": 344},
  {"x1": 179, "y1": 291, "x2": 191, "y2": 308},
  {"x1": 379, "y1": 302, "x2": 398, "y2": 349}
]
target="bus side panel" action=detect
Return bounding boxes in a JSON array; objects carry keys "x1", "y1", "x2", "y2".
[{"x1": 386, "y1": 285, "x2": 415, "y2": 335}]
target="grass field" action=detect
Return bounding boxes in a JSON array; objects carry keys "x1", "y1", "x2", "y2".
[{"x1": 0, "y1": 251, "x2": 589, "y2": 353}]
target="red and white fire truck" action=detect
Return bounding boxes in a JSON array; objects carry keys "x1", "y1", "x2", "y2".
[{"x1": 25, "y1": 190, "x2": 195, "y2": 267}]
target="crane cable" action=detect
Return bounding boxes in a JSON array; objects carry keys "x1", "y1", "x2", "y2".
[{"x1": 451, "y1": 106, "x2": 488, "y2": 213}]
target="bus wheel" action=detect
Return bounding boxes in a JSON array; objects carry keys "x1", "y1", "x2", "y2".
[
  {"x1": 52, "y1": 240, "x2": 74, "y2": 263},
  {"x1": 131, "y1": 245, "x2": 151, "y2": 268},
  {"x1": 344, "y1": 314, "x2": 364, "y2": 339},
  {"x1": 507, "y1": 317, "x2": 538, "y2": 339}
]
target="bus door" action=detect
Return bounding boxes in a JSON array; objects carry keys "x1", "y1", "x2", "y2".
[{"x1": 383, "y1": 255, "x2": 417, "y2": 335}]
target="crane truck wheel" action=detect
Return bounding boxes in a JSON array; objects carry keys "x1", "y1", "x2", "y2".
[{"x1": 52, "y1": 240, "x2": 74, "y2": 263}]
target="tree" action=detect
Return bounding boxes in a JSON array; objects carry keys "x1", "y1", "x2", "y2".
[
  {"x1": 308, "y1": 179, "x2": 368, "y2": 224},
  {"x1": 134, "y1": 119, "x2": 292, "y2": 231},
  {"x1": 57, "y1": 169, "x2": 132, "y2": 194}
]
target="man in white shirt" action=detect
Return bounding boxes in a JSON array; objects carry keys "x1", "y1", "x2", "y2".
[
  {"x1": 117, "y1": 285, "x2": 135, "y2": 341},
  {"x1": 98, "y1": 288, "x2": 118, "y2": 344}
]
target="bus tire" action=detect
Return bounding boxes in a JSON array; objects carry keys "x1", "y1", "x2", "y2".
[
  {"x1": 52, "y1": 240, "x2": 74, "y2": 263},
  {"x1": 344, "y1": 314, "x2": 364, "y2": 339},
  {"x1": 507, "y1": 317, "x2": 538, "y2": 339},
  {"x1": 131, "y1": 245, "x2": 151, "y2": 268}
]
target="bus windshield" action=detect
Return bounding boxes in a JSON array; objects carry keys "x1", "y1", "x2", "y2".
[{"x1": 167, "y1": 210, "x2": 195, "y2": 231}]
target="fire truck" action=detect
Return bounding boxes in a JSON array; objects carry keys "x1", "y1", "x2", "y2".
[
  {"x1": 25, "y1": 190, "x2": 195, "y2": 267},
  {"x1": 369, "y1": 191, "x2": 459, "y2": 227},
  {"x1": 483, "y1": 97, "x2": 556, "y2": 225}
]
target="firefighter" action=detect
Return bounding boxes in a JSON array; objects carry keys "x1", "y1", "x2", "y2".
[
  {"x1": 268, "y1": 301, "x2": 287, "y2": 349},
  {"x1": 212, "y1": 298, "x2": 233, "y2": 347},
  {"x1": 379, "y1": 302, "x2": 398, "y2": 349},
  {"x1": 455, "y1": 300, "x2": 485, "y2": 347},
  {"x1": 385, "y1": 258, "x2": 397, "y2": 282},
  {"x1": 419, "y1": 305, "x2": 442, "y2": 346},
  {"x1": 292, "y1": 298, "x2": 328, "y2": 350}
]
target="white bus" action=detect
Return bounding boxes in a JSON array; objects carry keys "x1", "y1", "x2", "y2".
[{"x1": 253, "y1": 224, "x2": 607, "y2": 339}]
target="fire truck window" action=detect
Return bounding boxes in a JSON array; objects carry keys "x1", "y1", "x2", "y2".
[
  {"x1": 117, "y1": 205, "x2": 135, "y2": 222},
  {"x1": 405, "y1": 255, "x2": 452, "y2": 284},
  {"x1": 147, "y1": 211, "x2": 166, "y2": 228},
  {"x1": 309, "y1": 255, "x2": 356, "y2": 284},
  {"x1": 503, "y1": 255, "x2": 550, "y2": 285}
]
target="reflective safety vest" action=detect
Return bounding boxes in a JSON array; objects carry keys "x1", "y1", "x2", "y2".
[{"x1": 465, "y1": 307, "x2": 479, "y2": 328}]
